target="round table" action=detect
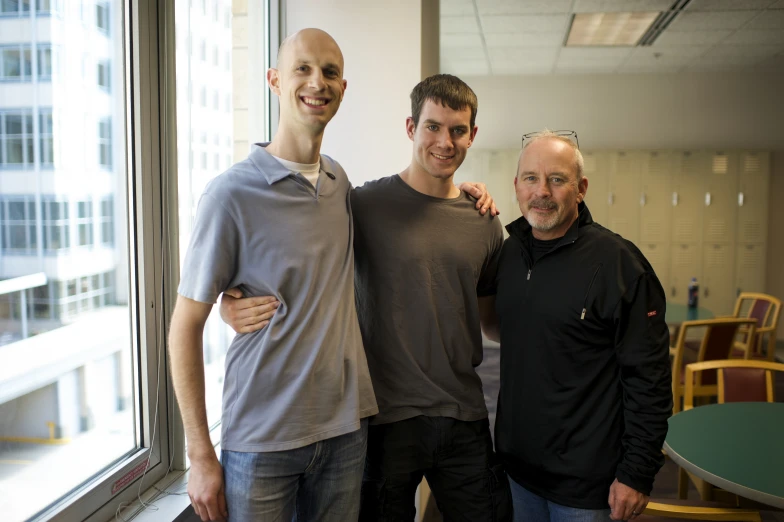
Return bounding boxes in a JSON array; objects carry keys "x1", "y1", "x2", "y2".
[{"x1": 664, "y1": 402, "x2": 784, "y2": 509}]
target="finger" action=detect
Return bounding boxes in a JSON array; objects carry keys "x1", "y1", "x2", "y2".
[
  {"x1": 479, "y1": 197, "x2": 493, "y2": 215},
  {"x1": 204, "y1": 497, "x2": 225, "y2": 522},
  {"x1": 223, "y1": 287, "x2": 243, "y2": 299},
  {"x1": 239, "y1": 320, "x2": 269, "y2": 334},
  {"x1": 219, "y1": 489, "x2": 229, "y2": 518},
  {"x1": 234, "y1": 301, "x2": 279, "y2": 320},
  {"x1": 194, "y1": 502, "x2": 209, "y2": 522},
  {"x1": 237, "y1": 313, "x2": 273, "y2": 330},
  {"x1": 490, "y1": 201, "x2": 500, "y2": 216}
]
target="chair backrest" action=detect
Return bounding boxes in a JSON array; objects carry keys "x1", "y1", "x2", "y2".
[
  {"x1": 732, "y1": 292, "x2": 782, "y2": 359},
  {"x1": 671, "y1": 318, "x2": 757, "y2": 387},
  {"x1": 683, "y1": 359, "x2": 784, "y2": 410}
]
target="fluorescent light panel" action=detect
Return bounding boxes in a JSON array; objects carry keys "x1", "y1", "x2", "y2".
[{"x1": 567, "y1": 12, "x2": 659, "y2": 46}]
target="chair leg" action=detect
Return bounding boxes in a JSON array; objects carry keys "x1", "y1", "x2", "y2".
[{"x1": 677, "y1": 466, "x2": 689, "y2": 500}]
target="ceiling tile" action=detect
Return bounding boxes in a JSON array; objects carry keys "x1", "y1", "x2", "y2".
[
  {"x1": 559, "y1": 47, "x2": 635, "y2": 59},
  {"x1": 744, "y1": 9, "x2": 784, "y2": 28},
  {"x1": 484, "y1": 32, "x2": 566, "y2": 47},
  {"x1": 441, "y1": 33, "x2": 484, "y2": 48},
  {"x1": 439, "y1": 0, "x2": 476, "y2": 17},
  {"x1": 441, "y1": 59, "x2": 490, "y2": 76},
  {"x1": 648, "y1": 42, "x2": 713, "y2": 56},
  {"x1": 493, "y1": 64, "x2": 554, "y2": 75},
  {"x1": 618, "y1": 64, "x2": 685, "y2": 72},
  {"x1": 667, "y1": 10, "x2": 758, "y2": 30},
  {"x1": 475, "y1": 0, "x2": 573, "y2": 15},
  {"x1": 480, "y1": 14, "x2": 570, "y2": 33},
  {"x1": 441, "y1": 16, "x2": 480, "y2": 34},
  {"x1": 704, "y1": 44, "x2": 783, "y2": 57},
  {"x1": 654, "y1": 30, "x2": 732, "y2": 45},
  {"x1": 554, "y1": 63, "x2": 620, "y2": 73},
  {"x1": 685, "y1": 0, "x2": 777, "y2": 10},
  {"x1": 573, "y1": 0, "x2": 673, "y2": 12},
  {"x1": 772, "y1": 0, "x2": 784, "y2": 7},
  {"x1": 692, "y1": 53, "x2": 766, "y2": 66},
  {"x1": 628, "y1": 46, "x2": 709, "y2": 64},
  {"x1": 723, "y1": 28, "x2": 784, "y2": 44},
  {"x1": 487, "y1": 47, "x2": 560, "y2": 63},
  {"x1": 441, "y1": 46, "x2": 489, "y2": 62}
]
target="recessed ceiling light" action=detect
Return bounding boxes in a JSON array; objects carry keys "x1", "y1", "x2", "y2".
[{"x1": 566, "y1": 12, "x2": 660, "y2": 46}]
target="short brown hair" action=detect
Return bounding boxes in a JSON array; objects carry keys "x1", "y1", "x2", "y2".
[{"x1": 410, "y1": 74, "x2": 478, "y2": 129}]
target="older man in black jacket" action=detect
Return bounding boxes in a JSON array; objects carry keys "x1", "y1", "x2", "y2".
[{"x1": 480, "y1": 130, "x2": 672, "y2": 522}]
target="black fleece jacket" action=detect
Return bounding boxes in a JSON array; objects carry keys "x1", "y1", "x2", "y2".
[{"x1": 494, "y1": 202, "x2": 672, "y2": 509}]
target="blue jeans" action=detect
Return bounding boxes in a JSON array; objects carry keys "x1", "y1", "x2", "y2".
[
  {"x1": 222, "y1": 420, "x2": 368, "y2": 522},
  {"x1": 509, "y1": 477, "x2": 611, "y2": 522}
]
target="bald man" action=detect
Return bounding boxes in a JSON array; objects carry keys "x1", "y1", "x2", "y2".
[{"x1": 169, "y1": 29, "x2": 378, "y2": 521}]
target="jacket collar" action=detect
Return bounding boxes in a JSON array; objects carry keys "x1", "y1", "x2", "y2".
[
  {"x1": 506, "y1": 201, "x2": 594, "y2": 244},
  {"x1": 248, "y1": 142, "x2": 336, "y2": 184}
]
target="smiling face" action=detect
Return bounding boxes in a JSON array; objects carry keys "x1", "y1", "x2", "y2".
[
  {"x1": 514, "y1": 138, "x2": 588, "y2": 240},
  {"x1": 407, "y1": 99, "x2": 477, "y2": 182},
  {"x1": 268, "y1": 29, "x2": 347, "y2": 135}
]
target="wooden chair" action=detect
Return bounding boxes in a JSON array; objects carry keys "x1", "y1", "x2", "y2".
[
  {"x1": 730, "y1": 292, "x2": 782, "y2": 361},
  {"x1": 671, "y1": 318, "x2": 757, "y2": 414},
  {"x1": 675, "y1": 359, "x2": 784, "y2": 502},
  {"x1": 641, "y1": 500, "x2": 761, "y2": 521}
]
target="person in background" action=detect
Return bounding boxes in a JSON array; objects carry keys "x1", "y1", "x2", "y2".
[{"x1": 482, "y1": 130, "x2": 672, "y2": 522}]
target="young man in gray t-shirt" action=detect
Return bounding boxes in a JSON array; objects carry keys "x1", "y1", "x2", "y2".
[{"x1": 222, "y1": 74, "x2": 512, "y2": 521}]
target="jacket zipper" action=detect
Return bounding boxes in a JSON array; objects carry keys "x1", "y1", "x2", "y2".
[
  {"x1": 580, "y1": 264, "x2": 602, "y2": 320},
  {"x1": 523, "y1": 239, "x2": 576, "y2": 282}
]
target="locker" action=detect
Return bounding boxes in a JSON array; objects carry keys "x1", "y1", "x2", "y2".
[
  {"x1": 639, "y1": 243, "x2": 670, "y2": 296},
  {"x1": 700, "y1": 243, "x2": 736, "y2": 316},
  {"x1": 735, "y1": 243, "x2": 767, "y2": 296},
  {"x1": 702, "y1": 152, "x2": 739, "y2": 244},
  {"x1": 607, "y1": 151, "x2": 642, "y2": 243},
  {"x1": 582, "y1": 151, "x2": 610, "y2": 226},
  {"x1": 737, "y1": 152, "x2": 770, "y2": 244},
  {"x1": 640, "y1": 152, "x2": 673, "y2": 243},
  {"x1": 671, "y1": 152, "x2": 706, "y2": 244},
  {"x1": 488, "y1": 150, "x2": 520, "y2": 226},
  {"x1": 669, "y1": 243, "x2": 701, "y2": 305}
]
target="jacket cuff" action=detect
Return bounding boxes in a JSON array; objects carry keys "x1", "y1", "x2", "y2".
[{"x1": 616, "y1": 467, "x2": 654, "y2": 496}]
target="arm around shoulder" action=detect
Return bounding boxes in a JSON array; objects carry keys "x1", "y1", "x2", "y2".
[{"x1": 479, "y1": 295, "x2": 500, "y2": 343}]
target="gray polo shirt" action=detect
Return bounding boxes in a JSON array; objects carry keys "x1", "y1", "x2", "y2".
[
  {"x1": 352, "y1": 175, "x2": 504, "y2": 425},
  {"x1": 178, "y1": 143, "x2": 377, "y2": 452}
]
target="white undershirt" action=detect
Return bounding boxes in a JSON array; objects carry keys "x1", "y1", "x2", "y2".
[{"x1": 271, "y1": 155, "x2": 321, "y2": 187}]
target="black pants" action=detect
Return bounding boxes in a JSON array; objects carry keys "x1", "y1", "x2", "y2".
[{"x1": 359, "y1": 416, "x2": 512, "y2": 522}]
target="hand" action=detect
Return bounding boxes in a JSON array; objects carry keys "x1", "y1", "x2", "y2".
[
  {"x1": 219, "y1": 287, "x2": 279, "y2": 334},
  {"x1": 188, "y1": 455, "x2": 228, "y2": 522},
  {"x1": 457, "y1": 182, "x2": 499, "y2": 216},
  {"x1": 608, "y1": 479, "x2": 648, "y2": 520}
]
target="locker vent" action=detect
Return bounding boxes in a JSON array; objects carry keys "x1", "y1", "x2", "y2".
[
  {"x1": 744, "y1": 154, "x2": 760, "y2": 173},
  {"x1": 706, "y1": 246, "x2": 727, "y2": 268},
  {"x1": 674, "y1": 247, "x2": 695, "y2": 267},
  {"x1": 741, "y1": 222, "x2": 763, "y2": 243},
  {"x1": 645, "y1": 221, "x2": 664, "y2": 242},
  {"x1": 675, "y1": 220, "x2": 696, "y2": 242},
  {"x1": 610, "y1": 219, "x2": 629, "y2": 237},
  {"x1": 707, "y1": 220, "x2": 728, "y2": 242},
  {"x1": 583, "y1": 154, "x2": 596, "y2": 173},
  {"x1": 712, "y1": 155, "x2": 728, "y2": 174},
  {"x1": 740, "y1": 248, "x2": 762, "y2": 268}
]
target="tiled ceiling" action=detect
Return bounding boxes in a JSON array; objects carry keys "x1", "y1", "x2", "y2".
[{"x1": 440, "y1": 0, "x2": 784, "y2": 75}]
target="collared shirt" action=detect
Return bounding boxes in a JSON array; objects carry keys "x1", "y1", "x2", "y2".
[{"x1": 178, "y1": 143, "x2": 378, "y2": 452}]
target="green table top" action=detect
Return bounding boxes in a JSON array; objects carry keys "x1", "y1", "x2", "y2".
[
  {"x1": 664, "y1": 402, "x2": 784, "y2": 508},
  {"x1": 665, "y1": 302, "x2": 714, "y2": 324}
]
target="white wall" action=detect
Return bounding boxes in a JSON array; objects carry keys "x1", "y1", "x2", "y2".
[
  {"x1": 463, "y1": 73, "x2": 784, "y2": 151},
  {"x1": 285, "y1": 0, "x2": 423, "y2": 186}
]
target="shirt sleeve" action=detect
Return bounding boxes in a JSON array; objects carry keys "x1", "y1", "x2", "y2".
[
  {"x1": 477, "y1": 217, "x2": 504, "y2": 297},
  {"x1": 177, "y1": 192, "x2": 240, "y2": 304},
  {"x1": 613, "y1": 272, "x2": 673, "y2": 495}
]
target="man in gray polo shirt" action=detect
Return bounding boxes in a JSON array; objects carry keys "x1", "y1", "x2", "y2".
[
  {"x1": 169, "y1": 29, "x2": 377, "y2": 522},
  {"x1": 221, "y1": 74, "x2": 511, "y2": 521}
]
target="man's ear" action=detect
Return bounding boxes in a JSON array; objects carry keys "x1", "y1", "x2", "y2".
[
  {"x1": 267, "y1": 68, "x2": 281, "y2": 95},
  {"x1": 340, "y1": 79, "x2": 347, "y2": 101},
  {"x1": 577, "y1": 176, "x2": 589, "y2": 202},
  {"x1": 406, "y1": 117, "x2": 416, "y2": 141},
  {"x1": 467, "y1": 125, "x2": 478, "y2": 147}
]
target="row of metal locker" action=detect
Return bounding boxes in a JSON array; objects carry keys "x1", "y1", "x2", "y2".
[{"x1": 455, "y1": 149, "x2": 771, "y2": 317}]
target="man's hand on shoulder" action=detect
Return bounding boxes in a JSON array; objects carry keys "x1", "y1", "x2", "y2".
[
  {"x1": 219, "y1": 287, "x2": 279, "y2": 334},
  {"x1": 188, "y1": 453, "x2": 228, "y2": 522},
  {"x1": 608, "y1": 478, "x2": 648, "y2": 520},
  {"x1": 457, "y1": 181, "x2": 499, "y2": 216}
]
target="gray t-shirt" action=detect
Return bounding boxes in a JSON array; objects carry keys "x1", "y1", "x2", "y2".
[
  {"x1": 178, "y1": 143, "x2": 377, "y2": 452},
  {"x1": 351, "y1": 175, "x2": 503, "y2": 425}
]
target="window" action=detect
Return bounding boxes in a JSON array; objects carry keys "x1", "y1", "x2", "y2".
[
  {"x1": 77, "y1": 200, "x2": 93, "y2": 246},
  {"x1": 97, "y1": 60, "x2": 110, "y2": 90},
  {"x1": 0, "y1": 0, "x2": 31, "y2": 16},
  {"x1": 39, "y1": 110, "x2": 54, "y2": 167},
  {"x1": 0, "y1": 45, "x2": 32, "y2": 81},
  {"x1": 42, "y1": 198, "x2": 69, "y2": 251},
  {"x1": 96, "y1": 1, "x2": 110, "y2": 34},
  {"x1": 100, "y1": 196, "x2": 113, "y2": 245},
  {"x1": 37, "y1": 44, "x2": 53, "y2": 79},
  {"x1": 98, "y1": 117, "x2": 112, "y2": 168},
  {"x1": 0, "y1": 110, "x2": 34, "y2": 169},
  {"x1": 0, "y1": 197, "x2": 37, "y2": 253}
]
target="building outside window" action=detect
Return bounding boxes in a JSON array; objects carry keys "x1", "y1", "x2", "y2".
[
  {"x1": 76, "y1": 200, "x2": 93, "y2": 246},
  {"x1": 97, "y1": 60, "x2": 110, "y2": 90},
  {"x1": 39, "y1": 109, "x2": 54, "y2": 167},
  {"x1": 98, "y1": 117, "x2": 111, "y2": 168},
  {"x1": 96, "y1": 1, "x2": 109, "y2": 33},
  {"x1": 100, "y1": 196, "x2": 113, "y2": 245},
  {"x1": 0, "y1": 44, "x2": 32, "y2": 81},
  {"x1": 0, "y1": 110, "x2": 34, "y2": 169},
  {"x1": 42, "y1": 198, "x2": 69, "y2": 251},
  {"x1": 0, "y1": 197, "x2": 37, "y2": 253},
  {"x1": 37, "y1": 44, "x2": 53, "y2": 79}
]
